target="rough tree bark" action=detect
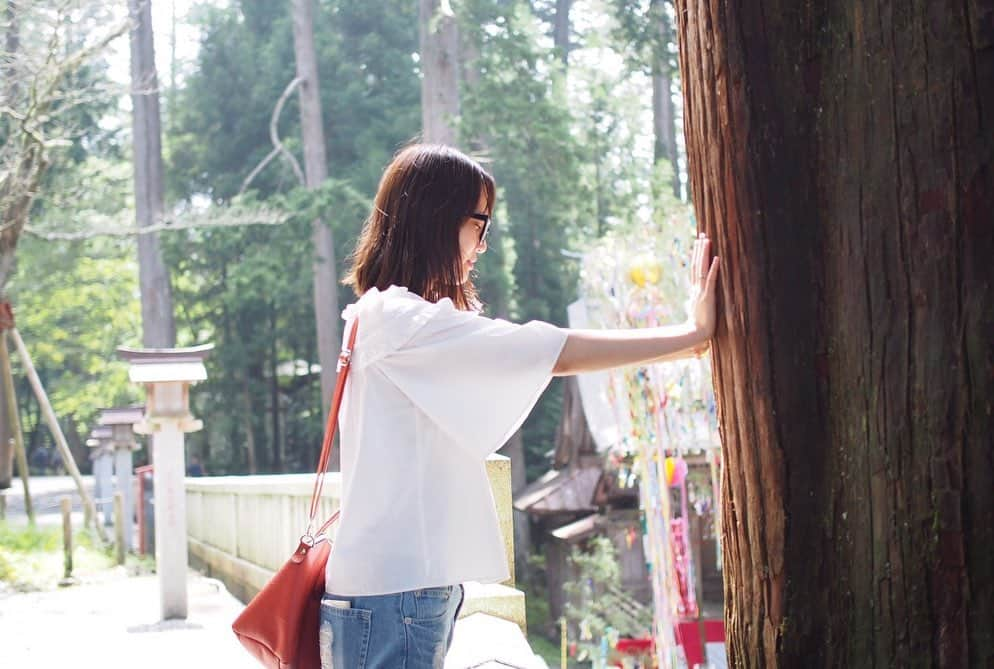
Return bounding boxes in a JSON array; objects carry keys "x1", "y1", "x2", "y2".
[
  {"x1": 419, "y1": 0, "x2": 460, "y2": 144},
  {"x1": 650, "y1": 0, "x2": 679, "y2": 198},
  {"x1": 128, "y1": 0, "x2": 176, "y2": 348},
  {"x1": 675, "y1": 0, "x2": 994, "y2": 666},
  {"x1": 291, "y1": 0, "x2": 340, "y2": 470}
]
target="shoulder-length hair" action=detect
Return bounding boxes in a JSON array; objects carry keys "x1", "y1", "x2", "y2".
[{"x1": 342, "y1": 143, "x2": 495, "y2": 311}]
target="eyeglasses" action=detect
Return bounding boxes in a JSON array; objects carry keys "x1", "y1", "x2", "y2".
[{"x1": 468, "y1": 212, "x2": 491, "y2": 245}]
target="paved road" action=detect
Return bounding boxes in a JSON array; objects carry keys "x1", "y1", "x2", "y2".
[
  {"x1": 0, "y1": 569, "x2": 256, "y2": 668},
  {"x1": 1, "y1": 475, "x2": 97, "y2": 527}
]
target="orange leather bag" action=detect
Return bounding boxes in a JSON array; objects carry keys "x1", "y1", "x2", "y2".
[{"x1": 232, "y1": 320, "x2": 359, "y2": 669}]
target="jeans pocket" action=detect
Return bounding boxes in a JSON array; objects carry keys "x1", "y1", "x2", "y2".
[
  {"x1": 319, "y1": 598, "x2": 372, "y2": 669},
  {"x1": 413, "y1": 585, "x2": 453, "y2": 621}
]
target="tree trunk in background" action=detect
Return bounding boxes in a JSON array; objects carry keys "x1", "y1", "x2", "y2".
[
  {"x1": 650, "y1": 0, "x2": 679, "y2": 198},
  {"x1": 128, "y1": 0, "x2": 176, "y2": 349},
  {"x1": 554, "y1": 0, "x2": 571, "y2": 67},
  {"x1": 291, "y1": 0, "x2": 339, "y2": 462},
  {"x1": 0, "y1": 0, "x2": 22, "y2": 296},
  {"x1": 0, "y1": 330, "x2": 14, "y2": 489},
  {"x1": 242, "y1": 385, "x2": 257, "y2": 475},
  {"x1": 0, "y1": 0, "x2": 14, "y2": 484},
  {"x1": 460, "y1": 31, "x2": 535, "y2": 576},
  {"x1": 419, "y1": 0, "x2": 460, "y2": 144},
  {"x1": 0, "y1": 376, "x2": 11, "y2": 488},
  {"x1": 675, "y1": 0, "x2": 994, "y2": 665},
  {"x1": 270, "y1": 316, "x2": 282, "y2": 472}
]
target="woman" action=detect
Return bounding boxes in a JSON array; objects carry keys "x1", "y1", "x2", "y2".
[{"x1": 320, "y1": 144, "x2": 719, "y2": 668}]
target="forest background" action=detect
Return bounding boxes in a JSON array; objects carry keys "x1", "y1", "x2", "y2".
[{"x1": 4, "y1": 0, "x2": 686, "y2": 485}]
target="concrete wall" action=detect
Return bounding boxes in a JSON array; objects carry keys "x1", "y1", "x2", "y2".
[{"x1": 186, "y1": 454, "x2": 526, "y2": 630}]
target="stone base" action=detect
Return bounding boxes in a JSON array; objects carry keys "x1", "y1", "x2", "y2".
[
  {"x1": 189, "y1": 538, "x2": 529, "y2": 636},
  {"x1": 446, "y1": 613, "x2": 549, "y2": 669}
]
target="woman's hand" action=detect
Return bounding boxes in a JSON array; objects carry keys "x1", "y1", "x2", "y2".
[
  {"x1": 552, "y1": 233, "x2": 721, "y2": 375},
  {"x1": 687, "y1": 233, "x2": 720, "y2": 349}
]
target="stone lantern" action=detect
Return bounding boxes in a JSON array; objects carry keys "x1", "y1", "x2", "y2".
[
  {"x1": 86, "y1": 426, "x2": 114, "y2": 525},
  {"x1": 117, "y1": 344, "x2": 212, "y2": 621},
  {"x1": 98, "y1": 406, "x2": 145, "y2": 552}
]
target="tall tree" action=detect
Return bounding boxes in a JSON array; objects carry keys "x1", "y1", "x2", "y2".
[
  {"x1": 419, "y1": 0, "x2": 460, "y2": 144},
  {"x1": 458, "y1": 17, "x2": 536, "y2": 573},
  {"x1": 128, "y1": 0, "x2": 176, "y2": 348},
  {"x1": 165, "y1": 0, "x2": 419, "y2": 475},
  {"x1": 553, "y1": 0, "x2": 571, "y2": 67},
  {"x1": 291, "y1": 0, "x2": 339, "y2": 421},
  {"x1": 675, "y1": 1, "x2": 994, "y2": 666},
  {"x1": 1, "y1": 2, "x2": 126, "y2": 487},
  {"x1": 609, "y1": 0, "x2": 681, "y2": 198},
  {"x1": 0, "y1": 0, "x2": 20, "y2": 490},
  {"x1": 461, "y1": 1, "x2": 582, "y2": 483},
  {"x1": 649, "y1": 0, "x2": 678, "y2": 198}
]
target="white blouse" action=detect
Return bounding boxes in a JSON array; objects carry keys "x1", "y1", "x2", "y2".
[{"x1": 325, "y1": 285, "x2": 568, "y2": 596}]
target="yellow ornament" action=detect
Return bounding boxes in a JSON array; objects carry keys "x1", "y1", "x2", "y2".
[
  {"x1": 628, "y1": 264, "x2": 647, "y2": 287},
  {"x1": 665, "y1": 456, "x2": 689, "y2": 486}
]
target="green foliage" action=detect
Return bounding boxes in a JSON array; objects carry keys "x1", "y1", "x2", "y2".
[
  {"x1": 8, "y1": 239, "x2": 140, "y2": 415},
  {"x1": 460, "y1": 0, "x2": 589, "y2": 478},
  {"x1": 462, "y1": 1, "x2": 583, "y2": 324},
  {"x1": 9, "y1": 40, "x2": 135, "y2": 456},
  {"x1": 168, "y1": 0, "x2": 420, "y2": 201},
  {"x1": 0, "y1": 522, "x2": 61, "y2": 552},
  {"x1": 8, "y1": 0, "x2": 673, "y2": 486},
  {"x1": 163, "y1": 184, "x2": 368, "y2": 473},
  {"x1": 529, "y1": 633, "x2": 564, "y2": 667},
  {"x1": 164, "y1": 0, "x2": 417, "y2": 473},
  {"x1": 6, "y1": 236, "x2": 141, "y2": 462},
  {"x1": 563, "y1": 536, "x2": 654, "y2": 664},
  {"x1": 0, "y1": 521, "x2": 115, "y2": 592},
  {"x1": 607, "y1": 0, "x2": 676, "y2": 78}
]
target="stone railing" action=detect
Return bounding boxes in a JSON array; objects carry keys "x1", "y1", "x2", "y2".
[{"x1": 186, "y1": 454, "x2": 527, "y2": 632}]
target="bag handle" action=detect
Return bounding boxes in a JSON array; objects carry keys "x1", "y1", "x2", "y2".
[{"x1": 305, "y1": 317, "x2": 359, "y2": 540}]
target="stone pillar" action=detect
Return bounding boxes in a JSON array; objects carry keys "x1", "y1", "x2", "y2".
[
  {"x1": 87, "y1": 427, "x2": 114, "y2": 525},
  {"x1": 99, "y1": 407, "x2": 145, "y2": 553},
  {"x1": 118, "y1": 344, "x2": 212, "y2": 621}
]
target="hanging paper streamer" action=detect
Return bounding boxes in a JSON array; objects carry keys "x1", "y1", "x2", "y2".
[{"x1": 578, "y1": 210, "x2": 723, "y2": 669}]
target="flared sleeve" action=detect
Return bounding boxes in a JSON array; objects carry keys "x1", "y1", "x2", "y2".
[{"x1": 352, "y1": 287, "x2": 567, "y2": 459}]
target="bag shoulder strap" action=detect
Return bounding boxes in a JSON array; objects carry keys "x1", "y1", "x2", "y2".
[{"x1": 306, "y1": 318, "x2": 359, "y2": 538}]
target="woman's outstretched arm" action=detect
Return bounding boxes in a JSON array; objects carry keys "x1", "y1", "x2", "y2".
[{"x1": 552, "y1": 234, "x2": 720, "y2": 376}]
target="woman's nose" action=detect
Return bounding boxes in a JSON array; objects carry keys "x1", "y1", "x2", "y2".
[{"x1": 478, "y1": 238, "x2": 488, "y2": 253}]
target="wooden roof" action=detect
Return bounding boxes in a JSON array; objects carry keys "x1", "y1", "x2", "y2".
[
  {"x1": 550, "y1": 513, "x2": 604, "y2": 543},
  {"x1": 513, "y1": 463, "x2": 601, "y2": 515}
]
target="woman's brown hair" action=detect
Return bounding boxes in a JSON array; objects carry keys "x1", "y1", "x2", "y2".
[{"x1": 342, "y1": 144, "x2": 495, "y2": 311}]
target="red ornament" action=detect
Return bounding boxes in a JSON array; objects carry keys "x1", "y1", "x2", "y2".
[{"x1": 615, "y1": 637, "x2": 654, "y2": 654}]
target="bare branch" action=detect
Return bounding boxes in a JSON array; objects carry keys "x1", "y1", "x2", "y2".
[
  {"x1": 239, "y1": 77, "x2": 305, "y2": 195},
  {"x1": 23, "y1": 205, "x2": 291, "y2": 241}
]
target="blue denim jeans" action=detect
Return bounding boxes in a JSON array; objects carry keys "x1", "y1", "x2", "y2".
[{"x1": 319, "y1": 584, "x2": 465, "y2": 669}]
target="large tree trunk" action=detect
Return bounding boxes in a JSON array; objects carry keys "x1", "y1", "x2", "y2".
[
  {"x1": 419, "y1": 0, "x2": 460, "y2": 144},
  {"x1": 128, "y1": 0, "x2": 175, "y2": 348},
  {"x1": 675, "y1": 1, "x2": 994, "y2": 666},
  {"x1": 650, "y1": 0, "x2": 679, "y2": 198},
  {"x1": 291, "y1": 0, "x2": 339, "y2": 445}
]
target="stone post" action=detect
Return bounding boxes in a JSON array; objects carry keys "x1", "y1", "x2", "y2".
[
  {"x1": 99, "y1": 406, "x2": 145, "y2": 553},
  {"x1": 118, "y1": 344, "x2": 212, "y2": 621},
  {"x1": 86, "y1": 427, "x2": 114, "y2": 526}
]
